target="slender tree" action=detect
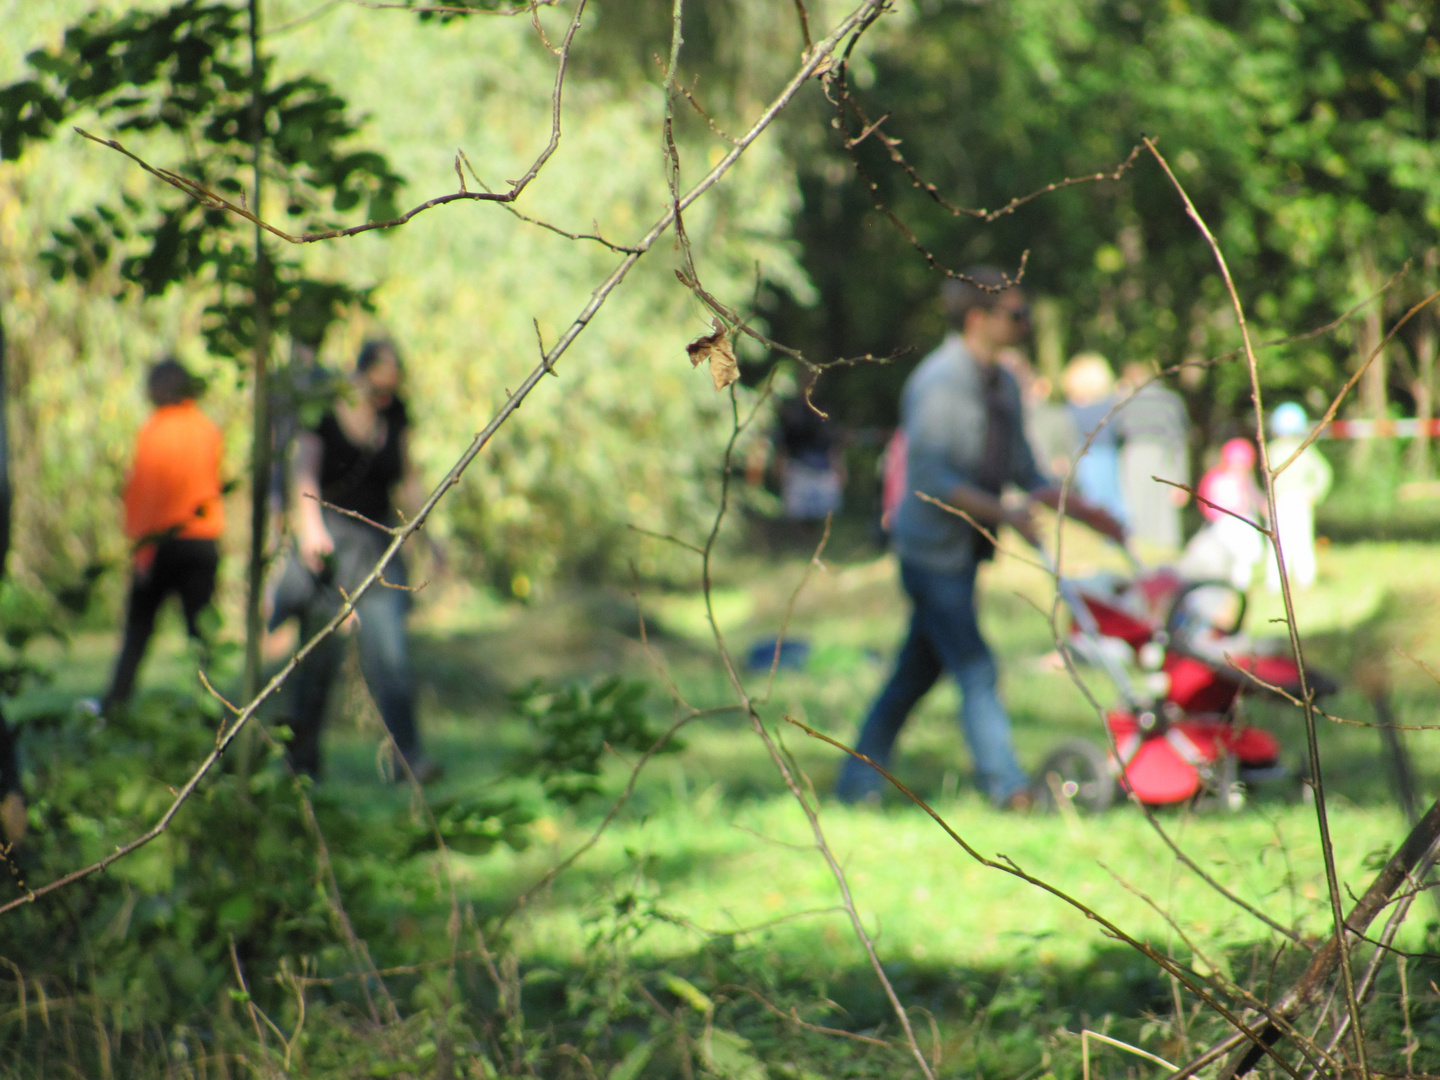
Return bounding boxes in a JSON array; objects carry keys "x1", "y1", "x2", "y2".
[{"x1": 0, "y1": 0, "x2": 404, "y2": 696}]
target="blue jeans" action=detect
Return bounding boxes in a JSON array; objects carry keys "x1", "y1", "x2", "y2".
[
  {"x1": 835, "y1": 561, "x2": 1028, "y2": 805},
  {"x1": 278, "y1": 513, "x2": 419, "y2": 777}
]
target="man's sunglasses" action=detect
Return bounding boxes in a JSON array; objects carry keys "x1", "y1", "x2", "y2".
[{"x1": 997, "y1": 304, "x2": 1030, "y2": 324}]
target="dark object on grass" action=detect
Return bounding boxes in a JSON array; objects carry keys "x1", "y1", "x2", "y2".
[
  {"x1": 746, "y1": 638, "x2": 811, "y2": 672},
  {"x1": 1354, "y1": 659, "x2": 1419, "y2": 825}
]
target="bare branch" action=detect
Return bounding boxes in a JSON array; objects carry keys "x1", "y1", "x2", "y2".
[
  {"x1": 676, "y1": 77, "x2": 740, "y2": 144},
  {"x1": 791, "y1": 0, "x2": 813, "y2": 51},
  {"x1": 500, "y1": 709, "x2": 710, "y2": 928},
  {"x1": 1271, "y1": 285, "x2": 1440, "y2": 479},
  {"x1": 267, "y1": 0, "x2": 343, "y2": 35},
  {"x1": 2, "y1": 0, "x2": 895, "y2": 919},
  {"x1": 74, "y1": 0, "x2": 588, "y2": 244},
  {"x1": 722, "y1": 984, "x2": 897, "y2": 1050},
  {"x1": 760, "y1": 514, "x2": 831, "y2": 703},
  {"x1": 346, "y1": 0, "x2": 557, "y2": 17},
  {"x1": 1200, "y1": 797, "x2": 1440, "y2": 1080},
  {"x1": 1143, "y1": 134, "x2": 1367, "y2": 1077},
  {"x1": 824, "y1": 52, "x2": 1140, "y2": 280},
  {"x1": 625, "y1": 523, "x2": 705, "y2": 555},
  {"x1": 1154, "y1": 478, "x2": 1274, "y2": 539},
  {"x1": 785, "y1": 717, "x2": 1304, "y2": 1079},
  {"x1": 696, "y1": 394, "x2": 938, "y2": 1080}
]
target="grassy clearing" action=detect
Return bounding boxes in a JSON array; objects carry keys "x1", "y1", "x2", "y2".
[{"x1": 7, "y1": 533, "x2": 1440, "y2": 1075}]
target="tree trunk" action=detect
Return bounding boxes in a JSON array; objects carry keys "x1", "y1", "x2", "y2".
[
  {"x1": 242, "y1": 0, "x2": 272, "y2": 739},
  {"x1": 0, "y1": 304, "x2": 21, "y2": 813},
  {"x1": 1350, "y1": 243, "x2": 1388, "y2": 471},
  {"x1": 1409, "y1": 248, "x2": 1440, "y2": 481},
  {"x1": 1409, "y1": 322, "x2": 1435, "y2": 480}
]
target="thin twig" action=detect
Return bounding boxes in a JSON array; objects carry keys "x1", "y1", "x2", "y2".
[
  {"x1": 761, "y1": 513, "x2": 831, "y2": 702},
  {"x1": 786, "y1": 718, "x2": 1302, "y2": 1079},
  {"x1": 1270, "y1": 285, "x2": 1440, "y2": 479},
  {"x1": 792, "y1": 0, "x2": 813, "y2": 51},
  {"x1": 694, "y1": 381, "x2": 938, "y2": 1078},
  {"x1": 1143, "y1": 135, "x2": 1368, "y2": 1077},
  {"x1": 1082, "y1": 1029, "x2": 1179, "y2": 1074},
  {"x1": 499, "y1": 710, "x2": 707, "y2": 927},
  {"x1": 724, "y1": 984, "x2": 896, "y2": 1050},
  {"x1": 627, "y1": 562, "x2": 695, "y2": 711},
  {"x1": 73, "y1": 0, "x2": 587, "y2": 243},
  {"x1": 347, "y1": 0, "x2": 552, "y2": 13},
  {"x1": 825, "y1": 52, "x2": 1139, "y2": 278}
]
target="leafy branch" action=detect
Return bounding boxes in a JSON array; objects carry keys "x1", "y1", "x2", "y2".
[{"x1": 0, "y1": 0, "x2": 892, "y2": 918}]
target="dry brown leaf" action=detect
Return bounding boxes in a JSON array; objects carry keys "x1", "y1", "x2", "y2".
[{"x1": 686, "y1": 319, "x2": 739, "y2": 391}]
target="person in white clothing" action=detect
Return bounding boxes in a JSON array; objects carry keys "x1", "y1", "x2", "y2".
[
  {"x1": 1264, "y1": 402, "x2": 1332, "y2": 591},
  {"x1": 1180, "y1": 438, "x2": 1265, "y2": 590}
]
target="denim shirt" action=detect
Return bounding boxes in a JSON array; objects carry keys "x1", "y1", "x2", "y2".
[{"x1": 891, "y1": 333, "x2": 1048, "y2": 574}]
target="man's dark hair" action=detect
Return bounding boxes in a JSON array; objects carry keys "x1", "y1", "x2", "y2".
[
  {"x1": 940, "y1": 266, "x2": 1019, "y2": 331},
  {"x1": 356, "y1": 338, "x2": 400, "y2": 374},
  {"x1": 147, "y1": 358, "x2": 199, "y2": 406}
]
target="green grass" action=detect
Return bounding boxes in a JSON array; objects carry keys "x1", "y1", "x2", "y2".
[{"x1": 7, "y1": 534, "x2": 1440, "y2": 1076}]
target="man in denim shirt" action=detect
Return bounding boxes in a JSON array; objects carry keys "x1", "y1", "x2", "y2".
[{"x1": 836, "y1": 269, "x2": 1124, "y2": 809}]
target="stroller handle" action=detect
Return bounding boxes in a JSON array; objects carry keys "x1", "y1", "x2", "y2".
[{"x1": 1030, "y1": 539, "x2": 1144, "y2": 712}]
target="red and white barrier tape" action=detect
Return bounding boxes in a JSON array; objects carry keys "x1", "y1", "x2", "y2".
[{"x1": 1319, "y1": 418, "x2": 1440, "y2": 439}]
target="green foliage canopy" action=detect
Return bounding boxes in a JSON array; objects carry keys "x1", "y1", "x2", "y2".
[
  {"x1": 0, "y1": 0, "x2": 404, "y2": 357},
  {"x1": 0, "y1": 0, "x2": 813, "y2": 592},
  {"x1": 774, "y1": 0, "x2": 1440, "y2": 435}
]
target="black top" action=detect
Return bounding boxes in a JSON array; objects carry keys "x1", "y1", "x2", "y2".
[
  {"x1": 315, "y1": 397, "x2": 409, "y2": 525},
  {"x1": 775, "y1": 396, "x2": 839, "y2": 469}
]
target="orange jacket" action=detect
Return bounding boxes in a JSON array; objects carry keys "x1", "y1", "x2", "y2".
[{"x1": 123, "y1": 401, "x2": 225, "y2": 554}]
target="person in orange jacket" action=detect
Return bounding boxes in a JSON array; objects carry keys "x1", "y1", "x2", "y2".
[{"x1": 102, "y1": 359, "x2": 225, "y2": 713}]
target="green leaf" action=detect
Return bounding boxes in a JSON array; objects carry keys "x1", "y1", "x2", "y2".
[
  {"x1": 217, "y1": 893, "x2": 256, "y2": 932},
  {"x1": 609, "y1": 1039, "x2": 655, "y2": 1080},
  {"x1": 702, "y1": 1028, "x2": 768, "y2": 1080},
  {"x1": 663, "y1": 973, "x2": 713, "y2": 1014}
]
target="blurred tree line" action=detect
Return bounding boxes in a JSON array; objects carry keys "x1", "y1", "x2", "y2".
[
  {"x1": 0, "y1": 0, "x2": 807, "y2": 606},
  {"x1": 765, "y1": 0, "x2": 1439, "y2": 459},
  {"x1": 1, "y1": 0, "x2": 1438, "y2": 605}
]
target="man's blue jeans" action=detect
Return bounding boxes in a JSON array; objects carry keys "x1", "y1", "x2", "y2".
[{"x1": 835, "y1": 560, "x2": 1028, "y2": 805}]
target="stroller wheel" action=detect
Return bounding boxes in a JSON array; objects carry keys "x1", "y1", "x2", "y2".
[{"x1": 1033, "y1": 739, "x2": 1117, "y2": 814}]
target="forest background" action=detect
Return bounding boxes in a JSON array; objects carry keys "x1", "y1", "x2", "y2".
[
  {"x1": 3, "y1": 0, "x2": 1439, "y2": 605},
  {"x1": 1, "y1": 1, "x2": 1440, "y2": 1078}
]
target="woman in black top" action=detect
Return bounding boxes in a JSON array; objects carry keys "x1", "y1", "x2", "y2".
[{"x1": 280, "y1": 339, "x2": 438, "y2": 781}]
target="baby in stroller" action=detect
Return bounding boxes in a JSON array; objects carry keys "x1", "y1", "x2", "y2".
[{"x1": 1037, "y1": 559, "x2": 1333, "y2": 811}]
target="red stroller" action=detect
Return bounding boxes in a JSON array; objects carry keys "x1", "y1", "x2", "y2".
[{"x1": 1034, "y1": 559, "x2": 1332, "y2": 812}]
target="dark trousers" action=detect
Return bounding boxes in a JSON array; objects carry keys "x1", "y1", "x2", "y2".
[
  {"x1": 272, "y1": 513, "x2": 419, "y2": 777},
  {"x1": 105, "y1": 538, "x2": 218, "y2": 710},
  {"x1": 0, "y1": 704, "x2": 18, "y2": 797}
]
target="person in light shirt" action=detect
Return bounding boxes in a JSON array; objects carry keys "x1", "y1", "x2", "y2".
[{"x1": 835, "y1": 270, "x2": 1124, "y2": 811}]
